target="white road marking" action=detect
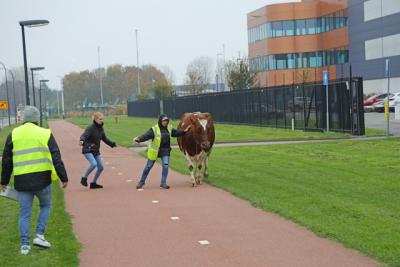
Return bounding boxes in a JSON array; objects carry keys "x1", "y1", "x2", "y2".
[
  {"x1": 126, "y1": 179, "x2": 133, "y2": 182},
  {"x1": 198, "y1": 240, "x2": 210, "y2": 245},
  {"x1": 118, "y1": 172, "x2": 123, "y2": 175},
  {"x1": 152, "y1": 200, "x2": 159, "y2": 204},
  {"x1": 137, "y1": 188, "x2": 144, "y2": 192},
  {"x1": 170, "y1": 216, "x2": 180, "y2": 220}
]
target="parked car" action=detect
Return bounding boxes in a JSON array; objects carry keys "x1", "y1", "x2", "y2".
[
  {"x1": 363, "y1": 93, "x2": 392, "y2": 106},
  {"x1": 371, "y1": 92, "x2": 400, "y2": 112}
]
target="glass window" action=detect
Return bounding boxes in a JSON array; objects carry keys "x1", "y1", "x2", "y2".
[
  {"x1": 276, "y1": 54, "x2": 287, "y2": 70},
  {"x1": 302, "y1": 53, "x2": 309, "y2": 68},
  {"x1": 282, "y1": 20, "x2": 295, "y2": 36},
  {"x1": 296, "y1": 19, "x2": 306, "y2": 35},
  {"x1": 296, "y1": 53, "x2": 303, "y2": 68},
  {"x1": 306, "y1": 19, "x2": 317, "y2": 34},
  {"x1": 309, "y1": 52, "x2": 318, "y2": 67},
  {"x1": 287, "y1": 53, "x2": 295, "y2": 69},
  {"x1": 268, "y1": 55, "x2": 275, "y2": 70},
  {"x1": 273, "y1": 21, "x2": 284, "y2": 37}
]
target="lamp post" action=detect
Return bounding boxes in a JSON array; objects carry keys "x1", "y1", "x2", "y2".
[
  {"x1": 135, "y1": 29, "x2": 141, "y2": 94},
  {"x1": 0, "y1": 61, "x2": 12, "y2": 126},
  {"x1": 56, "y1": 75, "x2": 65, "y2": 118},
  {"x1": 19, "y1": 19, "x2": 49, "y2": 105},
  {"x1": 30, "y1": 66, "x2": 45, "y2": 107},
  {"x1": 97, "y1": 46, "x2": 104, "y2": 105},
  {"x1": 39, "y1": 79, "x2": 49, "y2": 127},
  {"x1": 8, "y1": 70, "x2": 17, "y2": 123}
]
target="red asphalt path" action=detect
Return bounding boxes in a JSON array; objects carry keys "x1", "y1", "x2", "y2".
[{"x1": 50, "y1": 121, "x2": 378, "y2": 267}]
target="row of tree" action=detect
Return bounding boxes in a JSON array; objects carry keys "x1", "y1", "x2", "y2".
[
  {"x1": 62, "y1": 56, "x2": 258, "y2": 110},
  {"x1": 0, "y1": 55, "x2": 258, "y2": 113}
]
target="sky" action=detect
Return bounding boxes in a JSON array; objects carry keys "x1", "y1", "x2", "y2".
[{"x1": 0, "y1": 0, "x2": 300, "y2": 89}]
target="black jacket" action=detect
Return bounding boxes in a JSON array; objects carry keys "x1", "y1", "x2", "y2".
[
  {"x1": 1, "y1": 124, "x2": 68, "y2": 192},
  {"x1": 137, "y1": 115, "x2": 185, "y2": 157},
  {"x1": 80, "y1": 121, "x2": 116, "y2": 156}
]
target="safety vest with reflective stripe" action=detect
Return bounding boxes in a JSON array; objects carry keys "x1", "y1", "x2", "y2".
[
  {"x1": 147, "y1": 124, "x2": 172, "y2": 160},
  {"x1": 12, "y1": 122, "x2": 59, "y2": 181}
]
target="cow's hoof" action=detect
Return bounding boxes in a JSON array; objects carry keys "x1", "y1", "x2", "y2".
[
  {"x1": 196, "y1": 180, "x2": 201, "y2": 185},
  {"x1": 192, "y1": 182, "x2": 195, "y2": 187}
]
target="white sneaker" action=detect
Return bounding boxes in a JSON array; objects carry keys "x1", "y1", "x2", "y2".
[
  {"x1": 20, "y1": 245, "x2": 31, "y2": 255},
  {"x1": 33, "y1": 234, "x2": 51, "y2": 248}
]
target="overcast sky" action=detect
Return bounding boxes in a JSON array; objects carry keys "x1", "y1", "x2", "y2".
[{"x1": 0, "y1": 0, "x2": 299, "y2": 89}]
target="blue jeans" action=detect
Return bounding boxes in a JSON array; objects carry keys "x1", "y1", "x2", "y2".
[
  {"x1": 18, "y1": 184, "x2": 52, "y2": 246},
  {"x1": 83, "y1": 153, "x2": 104, "y2": 183},
  {"x1": 139, "y1": 156, "x2": 169, "y2": 185}
]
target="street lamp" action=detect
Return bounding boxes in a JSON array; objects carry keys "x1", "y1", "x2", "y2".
[
  {"x1": 135, "y1": 29, "x2": 141, "y2": 95},
  {"x1": 0, "y1": 61, "x2": 12, "y2": 126},
  {"x1": 19, "y1": 19, "x2": 49, "y2": 105},
  {"x1": 8, "y1": 70, "x2": 17, "y2": 123},
  {"x1": 39, "y1": 79, "x2": 49, "y2": 127},
  {"x1": 56, "y1": 75, "x2": 65, "y2": 118},
  {"x1": 30, "y1": 66, "x2": 45, "y2": 107}
]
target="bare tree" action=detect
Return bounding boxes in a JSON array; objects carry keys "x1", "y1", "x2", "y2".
[
  {"x1": 185, "y1": 56, "x2": 213, "y2": 95},
  {"x1": 160, "y1": 65, "x2": 176, "y2": 85}
]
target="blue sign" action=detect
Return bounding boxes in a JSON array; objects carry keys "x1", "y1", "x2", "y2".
[
  {"x1": 385, "y1": 59, "x2": 390, "y2": 78},
  {"x1": 323, "y1": 70, "x2": 329, "y2": 86}
]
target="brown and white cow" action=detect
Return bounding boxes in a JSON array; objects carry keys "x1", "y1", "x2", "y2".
[{"x1": 177, "y1": 112, "x2": 215, "y2": 186}]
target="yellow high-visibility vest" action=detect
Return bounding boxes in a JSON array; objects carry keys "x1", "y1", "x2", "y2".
[
  {"x1": 12, "y1": 122, "x2": 59, "y2": 181},
  {"x1": 147, "y1": 124, "x2": 172, "y2": 160}
]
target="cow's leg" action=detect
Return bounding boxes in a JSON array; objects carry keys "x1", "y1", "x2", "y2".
[
  {"x1": 184, "y1": 153, "x2": 196, "y2": 186},
  {"x1": 204, "y1": 155, "x2": 209, "y2": 179},
  {"x1": 196, "y1": 163, "x2": 202, "y2": 184}
]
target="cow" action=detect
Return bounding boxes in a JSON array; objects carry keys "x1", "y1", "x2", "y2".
[{"x1": 177, "y1": 112, "x2": 215, "y2": 186}]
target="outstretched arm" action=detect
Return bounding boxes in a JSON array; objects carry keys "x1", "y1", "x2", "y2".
[{"x1": 134, "y1": 128, "x2": 155, "y2": 143}]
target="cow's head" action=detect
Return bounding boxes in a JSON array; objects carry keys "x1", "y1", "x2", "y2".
[{"x1": 189, "y1": 113, "x2": 214, "y2": 152}]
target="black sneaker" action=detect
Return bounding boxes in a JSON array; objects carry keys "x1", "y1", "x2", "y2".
[
  {"x1": 136, "y1": 182, "x2": 145, "y2": 189},
  {"x1": 160, "y1": 184, "x2": 170, "y2": 189},
  {"x1": 90, "y1": 183, "x2": 103, "y2": 189},
  {"x1": 81, "y1": 177, "x2": 88, "y2": 187}
]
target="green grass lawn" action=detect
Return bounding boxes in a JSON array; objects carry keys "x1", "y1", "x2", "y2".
[
  {"x1": 165, "y1": 139, "x2": 400, "y2": 267},
  {"x1": 0, "y1": 124, "x2": 80, "y2": 267},
  {"x1": 67, "y1": 115, "x2": 381, "y2": 147}
]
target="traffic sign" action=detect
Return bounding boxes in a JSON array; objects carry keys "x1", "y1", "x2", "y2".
[
  {"x1": 0, "y1": 101, "x2": 8, "y2": 110},
  {"x1": 323, "y1": 70, "x2": 329, "y2": 86}
]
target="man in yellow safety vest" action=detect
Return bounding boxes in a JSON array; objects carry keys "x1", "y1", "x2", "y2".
[{"x1": 1, "y1": 106, "x2": 68, "y2": 255}]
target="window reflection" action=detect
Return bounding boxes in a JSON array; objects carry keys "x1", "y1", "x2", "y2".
[
  {"x1": 249, "y1": 47, "x2": 349, "y2": 72},
  {"x1": 248, "y1": 9, "x2": 348, "y2": 43}
]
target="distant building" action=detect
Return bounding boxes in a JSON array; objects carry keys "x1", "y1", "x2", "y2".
[
  {"x1": 247, "y1": 0, "x2": 400, "y2": 93},
  {"x1": 247, "y1": 0, "x2": 348, "y2": 87},
  {"x1": 174, "y1": 83, "x2": 226, "y2": 96},
  {"x1": 347, "y1": 0, "x2": 400, "y2": 94}
]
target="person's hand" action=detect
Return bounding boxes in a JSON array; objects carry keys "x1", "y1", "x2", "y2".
[
  {"x1": 79, "y1": 140, "x2": 84, "y2": 146},
  {"x1": 61, "y1": 181, "x2": 68, "y2": 189},
  {"x1": 1, "y1": 185, "x2": 7, "y2": 192},
  {"x1": 184, "y1": 125, "x2": 191, "y2": 132},
  {"x1": 133, "y1": 137, "x2": 140, "y2": 144}
]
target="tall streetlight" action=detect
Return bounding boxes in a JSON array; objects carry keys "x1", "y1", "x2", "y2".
[
  {"x1": 97, "y1": 46, "x2": 104, "y2": 105},
  {"x1": 39, "y1": 79, "x2": 49, "y2": 127},
  {"x1": 56, "y1": 75, "x2": 65, "y2": 118},
  {"x1": 0, "y1": 61, "x2": 12, "y2": 126},
  {"x1": 8, "y1": 70, "x2": 17, "y2": 123},
  {"x1": 19, "y1": 19, "x2": 49, "y2": 105},
  {"x1": 30, "y1": 66, "x2": 45, "y2": 107},
  {"x1": 135, "y1": 29, "x2": 141, "y2": 94}
]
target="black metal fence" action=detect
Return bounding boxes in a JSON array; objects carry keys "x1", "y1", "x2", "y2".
[{"x1": 128, "y1": 78, "x2": 365, "y2": 135}]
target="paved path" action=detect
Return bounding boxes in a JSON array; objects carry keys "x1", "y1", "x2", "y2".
[{"x1": 50, "y1": 120, "x2": 378, "y2": 267}]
